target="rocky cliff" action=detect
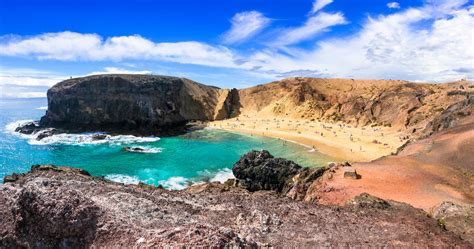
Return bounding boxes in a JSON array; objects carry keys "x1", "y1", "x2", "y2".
[
  {"x1": 32, "y1": 75, "x2": 472, "y2": 137},
  {"x1": 236, "y1": 78, "x2": 473, "y2": 136},
  {"x1": 1, "y1": 162, "x2": 470, "y2": 247},
  {"x1": 39, "y1": 74, "x2": 227, "y2": 134}
]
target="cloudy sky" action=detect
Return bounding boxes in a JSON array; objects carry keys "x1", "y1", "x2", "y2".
[{"x1": 0, "y1": 0, "x2": 472, "y2": 98}]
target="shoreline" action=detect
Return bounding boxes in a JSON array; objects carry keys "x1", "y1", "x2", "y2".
[{"x1": 208, "y1": 117, "x2": 408, "y2": 162}]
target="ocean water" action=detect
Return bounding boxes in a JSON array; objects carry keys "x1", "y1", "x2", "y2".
[{"x1": 0, "y1": 98, "x2": 336, "y2": 189}]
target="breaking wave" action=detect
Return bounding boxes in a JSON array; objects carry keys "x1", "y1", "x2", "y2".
[
  {"x1": 209, "y1": 168, "x2": 234, "y2": 183},
  {"x1": 157, "y1": 168, "x2": 234, "y2": 190},
  {"x1": 36, "y1": 106, "x2": 48, "y2": 110},
  {"x1": 105, "y1": 174, "x2": 140, "y2": 184},
  {"x1": 30, "y1": 133, "x2": 160, "y2": 146},
  {"x1": 158, "y1": 176, "x2": 189, "y2": 190},
  {"x1": 4, "y1": 120, "x2": 35, "y2": 134},
  {"x1": 5, "y1": 120, "x2": 160, "y2": 146}
]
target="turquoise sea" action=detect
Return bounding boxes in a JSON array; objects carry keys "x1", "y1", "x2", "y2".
[{"x1": 0, "y1": 98, "x2": 336, "y2": 189}]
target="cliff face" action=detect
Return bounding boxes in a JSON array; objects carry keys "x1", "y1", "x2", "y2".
[
  {"x1": 237, "y1": 78, "x2": 473, "y2": 135},
  {"x1": 39, "y1": 74, "x2": 226, "y2": 133},
  {"x1": 36, "y1": 75, "x2": 472, "y2": 136},
  {"x1": 1, "y1": 164, "x2": 470, "y2": 247}
]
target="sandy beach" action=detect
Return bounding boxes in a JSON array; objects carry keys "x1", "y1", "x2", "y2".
[
  {"x1": 209, "y1": 116, "x2": 409, "y2": 162},
  {"x1": 209, "y1": 115, "x2": 474, "y2": 211}
]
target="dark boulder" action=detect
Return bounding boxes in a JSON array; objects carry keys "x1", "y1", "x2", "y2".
[
  {"x1": 232, "y1": 150, "x2": 303, "y2": 192},
  {"x1": 92, "y1": 134, "x2": 108, "y2": 140},
  {"x1": 35, "y1": 128, "x2": 57, "y2": 141},
  {"x1": 15, "y1": 121, "x2": 40, "y2": 135}
]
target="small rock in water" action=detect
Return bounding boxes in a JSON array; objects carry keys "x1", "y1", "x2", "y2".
[
  {"x1": 36, "y1": 129, "x2": 56, "y2": 141},
  {"x1": 15, "y1": 121, "x2": 40, "y2": 134},
  {"x1": 123, "y1": 146, "x2": 145, "y2": 153},
  {"x1": 92, "y1": 134, "x2": 108, "y2": 140}
]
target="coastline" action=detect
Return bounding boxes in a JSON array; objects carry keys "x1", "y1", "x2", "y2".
[{"x1": 208, "y1": 117, "x2": 408, "y2": 162}]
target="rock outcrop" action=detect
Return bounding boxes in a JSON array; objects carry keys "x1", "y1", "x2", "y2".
[
  {"x1": 430, "y1": 201, "x2": 474, "y2": 245},
  {"x1": 422, "y1": 94, "x2": 473, "y2": 137},
  {"x1": 231, "y1": 150, "x2": 361, "y2": 203},
  {"x1": 1, "y1": 164, "x2": 470, "y2": 247},
  {"x1": 232, "y1": 150, "x2": 305, "y2": 192},
  {"x1": 39, "y1": 74, "x2": 227, "y2": 134},
  {"x1": 213, "y1": 88, "x2": 240, "y2": 120}
]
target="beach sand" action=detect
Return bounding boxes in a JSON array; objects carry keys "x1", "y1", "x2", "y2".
[{"x1": 209, "y1": 116, "x2": 408, "y2": 162}]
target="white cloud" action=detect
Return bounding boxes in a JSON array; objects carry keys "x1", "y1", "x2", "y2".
[
  {"x1": 0, "y1": 66, "x2": 156, "y2": 98},
  {"x1": 271, "y1": 12, "x2": 347, "y2": 46},
  {"x1": 0, "y1": 67, "x2": 67, "y2": 87},
  {"x1": 222, "y1": 11, "x2": 271, "y2": 44},
  {"x1": 0, "y1": 89, "x2": 46, "y2": 98},
  {"x1": 88, "y1": 67, "x2": 152, "y2": 75},
  {"x1": 0, "y1": 32, "x2": 240, "y2": 68},
  {"x1": 241, "y1": 2, "x2": 473, "y2": 82},
  {"x1": 311, "y1": 0, "x2": 333, "y2": 13},
  {"x1": 0, "y1": 1, "x2": 471, "y2": 86},
  {"x1": 387, "y1": 2, "x2": 401, "y2": 9}
]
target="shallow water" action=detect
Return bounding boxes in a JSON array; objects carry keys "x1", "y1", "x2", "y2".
[{"x1": 0, "y1": 98, "x2": 336, "y2": 189}]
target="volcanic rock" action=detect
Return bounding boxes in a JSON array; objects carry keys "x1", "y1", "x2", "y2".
[
  {"x1": 38, "y1": 74, "x2": 228, "y2": 134},
  {"x1": 0, "y1": 165, "x2": 470, "y2": 247},
  {"x1": 232, "y1": 150, "x2": 303, "y2": 192}
]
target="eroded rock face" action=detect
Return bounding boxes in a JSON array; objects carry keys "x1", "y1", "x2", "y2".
[
  {"x1": 39, "y1": 74, "x2": 225, "y2": 134},
  {"x1": 237, "y1": 78, "x2": 473, "y2": 135},
  {"x1": 422, "y1": 94, "x2": 473, "y2": 137},
  {"x1": 430, "y1": 201, "x2": 474, "y2": 245},
  {"x1": 0, "y1": 165, "x2": 470, "y2": 247}
]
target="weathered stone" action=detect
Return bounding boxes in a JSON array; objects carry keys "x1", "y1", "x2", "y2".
[
  {"x1": 343, "y1": 167, "x2": 360, "y2": 179},
  {"x1": 3, "y1": 173, "x2": 19, "y2": 183},
  {"x1": 430, "y1": 201, "x2": 474, "y2": 245}
]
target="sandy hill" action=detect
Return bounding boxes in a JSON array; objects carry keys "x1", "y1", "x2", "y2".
[{"x1": 232, "y1": 77, "x2": 473, "y2": 136}]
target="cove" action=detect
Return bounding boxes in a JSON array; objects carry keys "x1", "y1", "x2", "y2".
[{"x1": 1, "y1": 98, "x2": 337, "y2": 189}]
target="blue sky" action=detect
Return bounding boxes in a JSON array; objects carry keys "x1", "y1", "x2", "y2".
[{"x1": 0, "y1": 0, "x2": 472, "y2": 98}]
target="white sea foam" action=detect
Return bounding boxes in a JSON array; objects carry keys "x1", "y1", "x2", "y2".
[
  {"x1": 29, "y1": 133, "x2": 160, "y2": 146},
  {"x1": 5, "y1": 120, "x2": 160, "y2": 146},
  {"x1": 36, "y1": 106, "x2": 48, "y2": 110},
  {"x1": 105, "y1": 174, "x2": 141, "y2": 184},
  {"x1": 4, "y1": 120, "x2": 35, "y2": 134},
  {"x1": 123, "y1": 146, "x2": 163, "y2": 153},
  {"x1": 158, "y1": 176, "x2": 189, "y2": 190},
  {"x1": 209, "y1": 168, "x2": 234, "y2": 183}
]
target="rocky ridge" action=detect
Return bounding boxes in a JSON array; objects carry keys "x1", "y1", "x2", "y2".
[
  {"x1": 1, "y1": 160, "x2": 471, "y2": 247},
  {"x1": 236, "y1": 78, "x2": 473, "y2": 137}
]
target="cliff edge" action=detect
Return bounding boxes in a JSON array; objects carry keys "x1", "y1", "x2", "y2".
[{"x1": 38, "y1": 74, "x2": 228, "y2": 134}]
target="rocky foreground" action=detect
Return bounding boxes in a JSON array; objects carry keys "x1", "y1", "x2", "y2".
[{"x1": 1, "y1": 151, "x2": 472, "y2": 247}]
